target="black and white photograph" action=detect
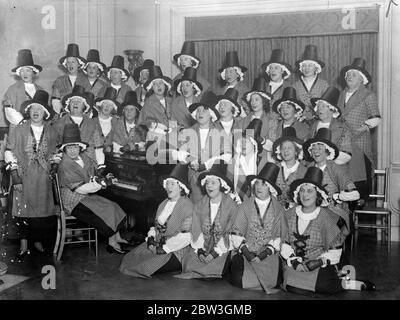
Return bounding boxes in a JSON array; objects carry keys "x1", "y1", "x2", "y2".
[{"x1": 0, "y1": 0, "x2": 399, "y2": 306}]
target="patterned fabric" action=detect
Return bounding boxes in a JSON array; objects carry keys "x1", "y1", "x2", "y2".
[
  {"x1": 170, "y1": 95, "x2": 198, "y2": 129},
  {"x1": 92, "y1": 116, "x2": 119, "y2": 149},
  {"x1": 3, "y1": 80, "x2": 43, "y2": 114},
  {"x1": 89, "y1": 77, "x2": 109, "y2": 99},
  {"x1": 241, "y1": 112, "x2": 279, "y2": 143},
  {"x1": 6, "y1": 121, "x2": 58, "y2": 218},
  {"x1": 53, "y1": 114, "x2": 102, "y2": 162},
  {"x1": 232, "y1": 196, "x2": 285, "y2": 253},
  {"x1": 176, "y1": 194, "x2": 238, "y2": 279},
  {"x1": 97, "y1": 83, "x2": 133, "y2": 105},
  {"x1": 178, "y1": 122, "x2": 232, "y2": 203},
  {"x1": 228, "y1": 196, "x2": 285, "y2": 292},
  {"x1": 284, "y1": 206, "x2": 345, "y2": 261},
  {"x1": 276, "y1": 120, "x2": 310, "y2": 142},
  {"x1": 308, "y1": 118, "x2": 352, "y2": 155},
  {"x1": 119, "y1": 196, "x2": 193, "y2": 278},
  {"x1": 191, "y1": 194, "x2": 238, "y2": 249},
  {"x1": 2, "y1": 81, "x2": 44, "y2": 131},
  {"x1": 320, "y1": 161, "x2": 355, "y2": 229},
  {"x1": 137, "y1": 94, "x2": 173, "y2": 128},
  {"x1": 292, "y1": 76, "x2": 329, "y2": 120},
  {"x1": 276, "y1": 162, "x2": 307, "y2": 208},
  {"x1": 337, "y1": 85, "x2": 380, "y2": 163},
  {"x1": 58, "y1": 152, "x2": 96, "y2": 213},
  {"x1": 266, "y1": 80, "x2": 291, "y2": 116},
  {"x1": 51, "y1": 72, "x2": 91, "y2": 100},
  {"x1": 112, "y1": 117, "x2": 145, "y2": 148}
]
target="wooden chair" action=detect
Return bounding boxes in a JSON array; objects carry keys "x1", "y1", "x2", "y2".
[
  {"x1": 53, "y1": 173, "x2": 98, "y2": 261},
  {"x1": 353, "y1": 168, "x2": 391, "y2": 253}
]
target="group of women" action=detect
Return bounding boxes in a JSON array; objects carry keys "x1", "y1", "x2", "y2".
[{"x1": 0, "y1": 40, "x2": 379, "y2": 296}]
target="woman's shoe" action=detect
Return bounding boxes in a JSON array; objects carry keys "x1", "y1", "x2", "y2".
[
  {"x1": 15, "y1": 249, "x2": 31, "y2": 261},
  {"x1": 359, "y1": 279, "x2": 376, "y2": 291},
  {"x1": 106, "y1": 245, "x2": 128, "y2": 255},
  {"x1": 33, "y1": 242, "x2": 45, "y2": 254}
]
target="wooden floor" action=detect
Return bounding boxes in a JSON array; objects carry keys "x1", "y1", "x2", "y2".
[{"x1": 0, "y1": 232, "x2": 399, "y2": 300}]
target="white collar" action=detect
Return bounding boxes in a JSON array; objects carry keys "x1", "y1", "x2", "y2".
[
  {"x1": 269, "y1": 79, "x2": 284, "y2": 87},
  {"x1": 316, "y1": 163, "x2": 327, "y2": 171},
  {"x1": 99, "y1": 116, "x2": 112, "y2": 123},
  {"x1": 255, "y1": 197, "x2": 271, "y2": 207},
  {"x1": 301, "y1": 75, "x2": 317, "y2": 84},
  {"x1": 295, "y1": 206, "x2": 320, "y2": 221},
  {"x1": 282, "y1": 160, "x2": 300, "y2": 175},
  {"x1": 111, "y1": 83, "x2": 121, "y2": 90},
  {"x1": 221, "y1": 119, "x2": 233, "y2": 125}
]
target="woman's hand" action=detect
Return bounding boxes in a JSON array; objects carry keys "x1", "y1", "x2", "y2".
[
  {"x1": 13, "y1": 183, "x2": 22, "y2": 192},
  {"x1": 148, "y1": 245, "x2": 156, "y2": 254}
]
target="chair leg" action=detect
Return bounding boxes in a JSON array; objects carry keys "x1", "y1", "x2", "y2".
[
  {"x1": 57, "y1": 212, "x2": 67, "y2": 261},
  {"x1": 53, "y1": 217, "x2": 61, "y2": 255},
  {"x1": 88, "y1": 227, "x2": 91, "y2": 251},
  {"x1": 95, "y1": 230, "x2": 98, "y2": 259},
  {"x1": 388, "y1": 214, "x2": 391, "y2": 254}
]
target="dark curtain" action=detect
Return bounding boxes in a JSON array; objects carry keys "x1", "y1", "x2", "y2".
[{"x1": 192, "y1": 33, "x2": 378, "y2": 94}]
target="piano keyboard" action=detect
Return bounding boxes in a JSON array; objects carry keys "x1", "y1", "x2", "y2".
[{"x1": 113, "y1": 180, "x2": 141, "y2": 191}]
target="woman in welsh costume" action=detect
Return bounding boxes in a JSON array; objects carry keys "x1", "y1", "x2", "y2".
[
  {"x1": 176, "y1": 163, "x2": 238, "y2": 280},
  {"x1": 5, "y1": 90, "x2": 59, "y2": 260},
  {"x1": 119, "y1": 164, "x2": 193, "y2": 278},
  {"x1": 57, "y1": 123, "x2": 128, "y2": 254},
  {"x1": 227, "y1": 162, "x2": 286, "y2": 293},
  {"x1": 281, "y1": 166, "x2": 375, "y2": 295}
]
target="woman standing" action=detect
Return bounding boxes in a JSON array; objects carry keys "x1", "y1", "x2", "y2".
[
  {"x1": 119, "y1": 164, "x2": 193, "y2": 277},
  {"x1": 171, "y1": 67, "x2": 202, "y2": 129},
  {"x1": 337, "y1": 58, "x2": 381, "y2": 205},
  {"x1": 272, "y1": 127, "x2": 307, "y2": 209},
  {"x1": 272, "y1": 87, "x2": 310, "y2": 142},
  {"x1": 303, "y1": 128, "x2": 360, "y2": 236},
  {"x1": 5, "y1": 90, "x2": 59, "y2": 259},
  {"x1": 242, "y1": 77, "x2": 278, "y2": 167},
  {"x1": 137, "y1": 65, "x2": 174, "y2": 129},
  {"x1": 92, "y1": 87, "x2": 120, "y2": 153},
  {"x1": 99, "y1": 55, "x2": 132, "y2": 105},
  {"x1": 292, "y1": 45, "x2": 329, "y2": 122},
  {"x1": 216, "y1": 51, "x2": 250, "y2": 116},
  {"x1": 3, "y1": 49, "x2": 44, "y2": 130},
  {"x1": 262, "y1": 49, "x2": 292, "y2": 111}
]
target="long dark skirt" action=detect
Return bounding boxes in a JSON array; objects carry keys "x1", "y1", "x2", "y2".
[
  {"x1": 14, "y1": 215, "x2": 57, "y2": 243},
  {"x1": 284, "y1": 265, "x2": 342, "y2": 295},
  {"x1": 227, "y1": 252, "x2": 281, "y2": 293},
  {"x1": 71, "y1": 202, "x2": 126, "y2": 238}
]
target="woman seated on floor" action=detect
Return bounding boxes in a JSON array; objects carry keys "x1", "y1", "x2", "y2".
[
  {"x1": 227, "y1": 162, "x2": 286, "y2": 293},
  {"x1": 175, "y1": 162, "x2": 238, "y2": 280},
  {"x1": 119, "y1": 164, "x2": 193, "y2": 278},
  {"x1": 303, "y1": 128, "x2": 359, "y2": 238},
  {"x1": 57, "y1": 123, "x2": 129, "y2": 254},
  {"x1": 280, "y1": 166, "x2": 375, "y2": 295}
]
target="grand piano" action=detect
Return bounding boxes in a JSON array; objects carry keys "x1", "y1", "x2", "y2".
[{"x1": 99, "y1": 151, "x2": 175, "y2": 234}]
